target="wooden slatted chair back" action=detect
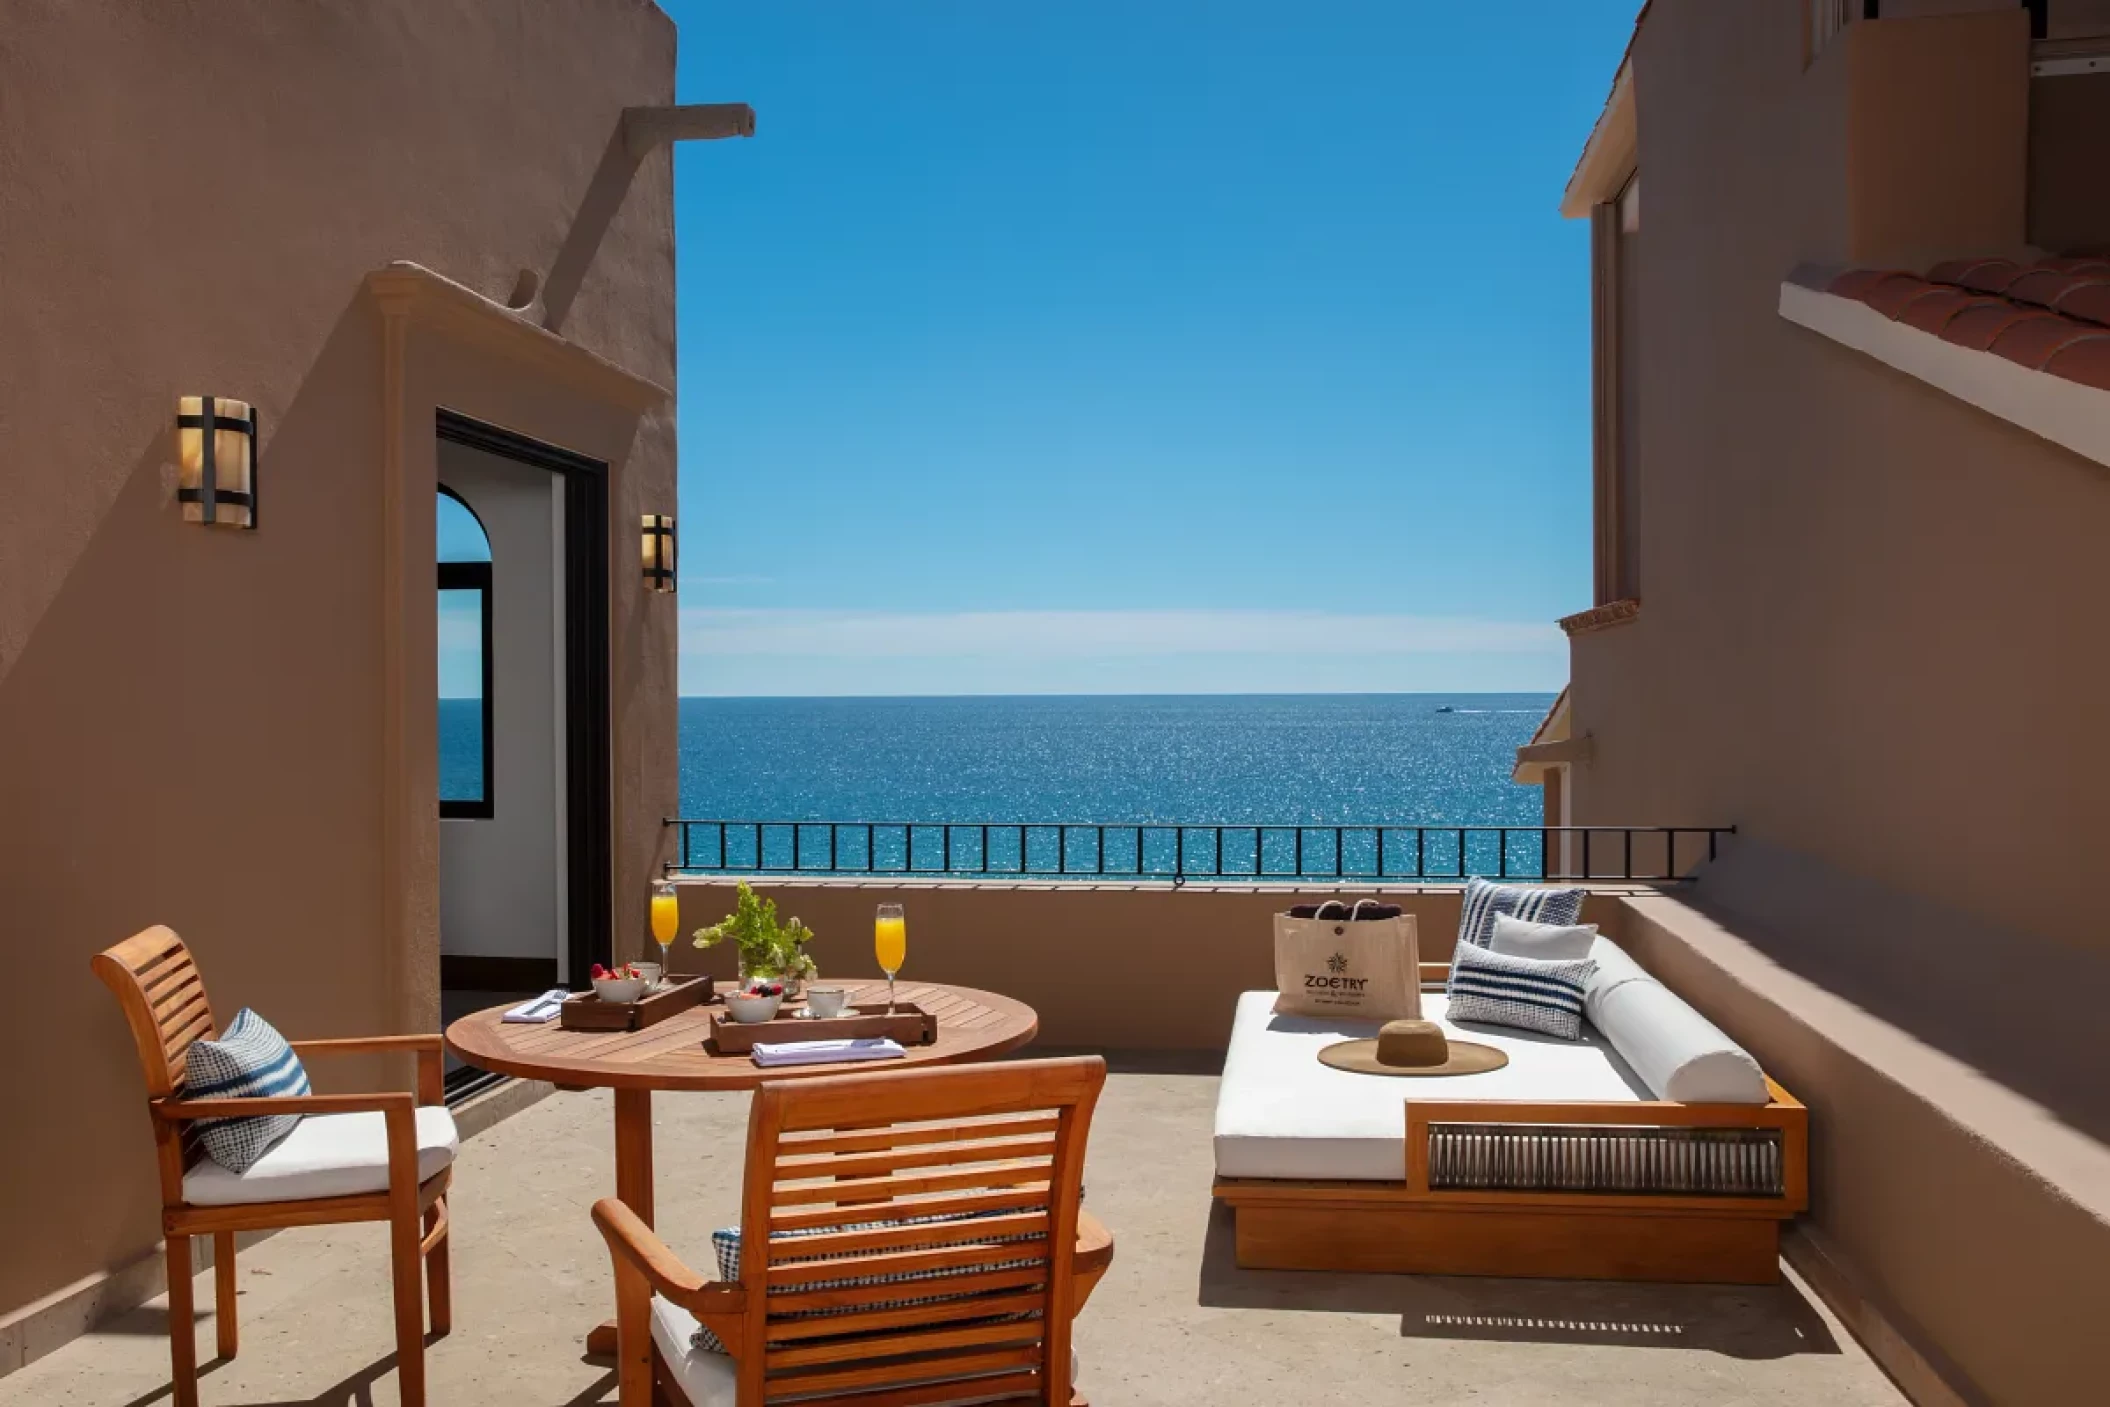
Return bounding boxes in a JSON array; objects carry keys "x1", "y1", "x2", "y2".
[
  {"x1": 736, "y1": 1056, "x2": 1105, "y2": 1407},
  {"x1": 93, "y1": 925, "x2": 220, "y2": 1187},
  {"x1": 93, "y1": 925, "x2": 218, "y2": 1100}
]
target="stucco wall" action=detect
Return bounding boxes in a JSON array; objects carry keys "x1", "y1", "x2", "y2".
[
  {"x1": 437, "y1": 445, "x2": 567, "y2": 970},
  {"x1": 0, "y1": 0, "x2": 677, "y2": 1327},
  {"x1": 1572, "y1": 1, "x2": 2104, "y2": 947},
  {"x1": 1616, "y1": 874, "x2": 2110, "y2": 1407},
  {"x1": 1567, "y1": 3, "x2": 2110, "y2": 1399}
]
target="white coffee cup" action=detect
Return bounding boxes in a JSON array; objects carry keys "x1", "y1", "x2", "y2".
[{"x1": 806, "y1": 986, "x2": 848, "y2": 1019}]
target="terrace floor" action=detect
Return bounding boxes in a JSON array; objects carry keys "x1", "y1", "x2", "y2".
[{"x1": 3, "y1": 1059, "x2": 1907, "y2": 1406}]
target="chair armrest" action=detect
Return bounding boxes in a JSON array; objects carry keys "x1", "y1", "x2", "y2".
[
  {"x1": 289, "y1": 1034, "x2": 442, "y2": 1056},
  {"x1": 288, "y1": 1035, "x2": 445, "y2": 1106},
  {"x1": 156, "y1": 1091, "x2": 418, "y2": 1122},
  {"x1": 1072, "y1": 1209, "x2": 1114, "y2": 1315},
  {"x1": 592, "y1": 1198, "x2": 748, "y2": 1340}
]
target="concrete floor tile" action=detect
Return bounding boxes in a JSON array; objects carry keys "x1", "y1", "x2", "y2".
[{"x1": 0, "y1": 1070, "x2": 1907, "y2": 1406}]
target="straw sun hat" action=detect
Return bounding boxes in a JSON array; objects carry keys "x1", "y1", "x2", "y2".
[{"x1": 1318, "y1": 1019, "x2": 1509, "y2": 1077}]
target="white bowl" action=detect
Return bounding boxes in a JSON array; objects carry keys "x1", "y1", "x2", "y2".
[
  {"x1": 725, "y1": 990, "x2": 783, "y2": 1023},
  {"x1": 593, "y1": 976, "x2": 648, "y2": 1003}
]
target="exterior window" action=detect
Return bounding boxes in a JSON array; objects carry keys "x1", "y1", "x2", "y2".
[
  {"x1": 438, "y1": 488, "x2": 493, "y2": 819},
  {"x1": 1590, "y1": 170, "x2": 1641, "y2": 606}
]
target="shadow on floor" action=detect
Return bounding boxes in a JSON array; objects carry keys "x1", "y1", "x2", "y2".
[
  {"x1": 1195, "y1": 1202, "x2": 1840, "y2": 1359},
  {"x1": 114, "y1": 1357, "x2": 612, "y2": 1407},
  {"x1": 106, "y1": 1318, "x2": 461, "y2": 1407}
]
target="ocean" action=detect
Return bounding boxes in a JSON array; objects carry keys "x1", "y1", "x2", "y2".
[
  {"x1": 675, "y1": 694, "x2": 1553, "y2": 825},
  {"x1": 442, "y1": 693, "x2": 1557, "y2": 876}
]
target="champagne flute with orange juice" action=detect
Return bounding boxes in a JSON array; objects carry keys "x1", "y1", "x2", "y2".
[
  {"x1": 650, "y1": 881, "x2": 679, "y2": 988},
  {"x1": 874, "y1": 903, "x2": 907, "y2": 1013}
]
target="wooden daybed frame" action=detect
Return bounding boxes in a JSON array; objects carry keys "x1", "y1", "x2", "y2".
[{"x1": 1212, "y1": 966, "x2": 1809, "y2": 1286}]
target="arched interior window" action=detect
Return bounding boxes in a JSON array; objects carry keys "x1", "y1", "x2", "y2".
[{"x1": 437, "y1": 487, "x2": 494, "y2": 818}]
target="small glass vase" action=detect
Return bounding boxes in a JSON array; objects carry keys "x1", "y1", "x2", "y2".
[{"x1": 738, "y1": 959, "x2": 802, "y2": 1001}]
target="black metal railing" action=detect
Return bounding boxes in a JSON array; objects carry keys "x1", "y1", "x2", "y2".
[{"x1": 662, "y1": 820, "x2": 1734, "y2": 885}]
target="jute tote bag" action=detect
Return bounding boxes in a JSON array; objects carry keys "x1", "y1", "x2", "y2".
[{"x1": 1273, "y1": 899, "x2": 1423, "y2": 1021}]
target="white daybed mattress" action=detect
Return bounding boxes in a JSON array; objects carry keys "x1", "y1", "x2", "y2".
[{"x1": 1213, "y1": 989, "x2": 1652, "y2": 1182}]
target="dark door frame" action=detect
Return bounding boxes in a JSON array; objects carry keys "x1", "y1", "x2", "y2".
[{"x1": 435, "y1": 408, "x2": 613, "y2": 988}]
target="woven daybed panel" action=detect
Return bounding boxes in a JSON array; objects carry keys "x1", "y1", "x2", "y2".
[{"x1": 1427, "y1": 1124, "x2": 1785, "y2": 1196}]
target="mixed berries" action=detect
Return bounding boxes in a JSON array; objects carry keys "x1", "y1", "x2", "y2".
[
  {"x1": 590, "y1": 963, "x2": 645, "y2": 981},
  {"x1": 744, "y1": 980, "x2": 785, "y2": 998}
]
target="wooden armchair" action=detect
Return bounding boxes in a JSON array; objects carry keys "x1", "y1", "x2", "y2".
[
  {"x1": 592, "y1": 1055, "x2": 1114, "y2": 1407},
  {"x1": 92, "y1": 925, "x2": 456, "y2": 1407}
]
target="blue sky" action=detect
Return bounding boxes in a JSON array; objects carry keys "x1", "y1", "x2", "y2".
[{"x1": 661, "y1": 0, "x2": 1632, "y2": 696}]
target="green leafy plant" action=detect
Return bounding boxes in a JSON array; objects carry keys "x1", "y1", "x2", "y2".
[{"x1": 692, "y1": 881, "x2": 818, "y2": 982}]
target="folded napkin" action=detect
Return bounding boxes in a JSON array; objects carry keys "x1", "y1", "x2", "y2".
[
  {"x1": 750, "y1": 1037, "x2": 906, "y2": 1068},
  {"x1": 503, "y1": 989, "x2": 573, "y2": 1024}
]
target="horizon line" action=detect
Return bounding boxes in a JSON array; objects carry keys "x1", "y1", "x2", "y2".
[{"x1": 672, "y1": 689, "x2": 1561, "y2": 701}]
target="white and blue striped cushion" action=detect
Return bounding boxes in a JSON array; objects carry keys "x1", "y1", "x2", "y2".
[
  {"x1": 1445, "y1": 941, "x2": 1597, "y2": 1040},
  {"x1": 1456, "y1": 877, "x2": 1587, "y2": 951},
  {"x1": 183, "y1": 1008, "x2": 311, "y2": 1173}
]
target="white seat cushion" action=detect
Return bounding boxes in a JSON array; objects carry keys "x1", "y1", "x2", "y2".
[
  {"x1": 182, "y1": 1106, "x2": 458, "y2": 1206},
  {"x1": 652, "y1": 1298, "x2": 737, "y2": 1407},
  {"x1": 1213, "y1": 989, "x2": 1650, "y2": 1181},
  {"x1": 651, "y1": 1296, "x2": 1080, "y2": 1407}
]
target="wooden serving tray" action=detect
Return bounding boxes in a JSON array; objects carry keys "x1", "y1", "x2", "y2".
[
  {"x1": 706, "y1": 1001, "x2": 936, "y2": 1054},
  {"x1": 560, "y1": 974, "x2": 714, "y2": 1032}
]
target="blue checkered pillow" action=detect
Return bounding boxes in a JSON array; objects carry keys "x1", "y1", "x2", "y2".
[
  {"x1": 691, "y1": 1208, "x2": 1049, "y2": 1355},
  {"x1": 1457, "y1": 876, "x2": 1587, "y2": 950},
  {"x1": 1445, "y1": 941, "x2": 1597, "y2": 1040},
  {"x1": 183, "y1": 1008, "x2": 311, "y2": 1173}
]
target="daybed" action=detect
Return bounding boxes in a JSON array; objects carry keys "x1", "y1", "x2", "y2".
[{"x1": 1212, "y1": 940, "x2": 1808, "y2": 1285}]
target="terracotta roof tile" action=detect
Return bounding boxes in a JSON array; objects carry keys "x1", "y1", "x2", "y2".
[
  {"x1": 1822, "y1": 255, "x2": 2110, "y2": 395},
  {"x1": 1987, "y1": 315, "x2": 2101, "y2": 369},
  {"x1": 2005, "y1": 268, "x2": 2098, "y2": 311},
  {"x1": 2044, "y1": 337, "x2": 2110, "y2": 392},
  {"x1": 2048, "y1": 280, "x2": 2110, "y2": 328},
  {"x1": 1939, "y1": 302, "x2": 2059, "y2": 352},
  {"x1": 1895, "y1": 287, "x2": 2000, "y2": 336},
  {"x1": 1928, "y1": 256, "x2": 2020, "y2": 291},
  {"x1": 2036, "y1": 255, "x2": 2110, "y2": 275},
  {"x1": 1862, "y1": 274, "x2": 1936, "y2": 320}
]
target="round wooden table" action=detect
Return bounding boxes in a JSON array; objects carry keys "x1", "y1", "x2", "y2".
[{"x1": 444, "y1": 980, "x2": 1038, "y2": 1355}]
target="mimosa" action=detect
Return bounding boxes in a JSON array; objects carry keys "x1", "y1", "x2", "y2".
[
  {"x1": 650, "y1": 882, "x2": 679, "y2": 983},
  {"x1": 874, "y1": 904, "x2": 907, "y2": 1013}
]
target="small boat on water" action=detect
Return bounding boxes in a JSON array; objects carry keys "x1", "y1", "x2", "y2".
[{"x1": 1435, "y1": 705, "x2": 1454, "y2": 713}]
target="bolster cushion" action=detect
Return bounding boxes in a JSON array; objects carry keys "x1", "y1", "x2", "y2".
[{"x1": 1583, "y1": 939, "x2": 1770, "y2": 1105}]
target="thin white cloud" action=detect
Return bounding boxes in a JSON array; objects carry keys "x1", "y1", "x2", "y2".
[
  {"x1": 679, "y1": 608, "x2": 1559, "y2": 658},
  {"x1": 686, "y1": 575, "x2": 777, "y2": 587}
]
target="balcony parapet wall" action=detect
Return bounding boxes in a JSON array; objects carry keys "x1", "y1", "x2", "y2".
[{"x1": 665, "y1": 878, "x2": 1651, "y2": 1050}]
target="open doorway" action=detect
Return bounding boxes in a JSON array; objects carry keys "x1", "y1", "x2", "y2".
[{"x1": 435, "y1": 410, "x2": 611, "y2": 1091}]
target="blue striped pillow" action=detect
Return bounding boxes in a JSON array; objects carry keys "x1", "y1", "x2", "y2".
[
  {"x1": 1445, "y1": 941, "x2": 1597, "y2": 1040},
  {"x1": 183, "y1": 1008, "x2": 311, "y2": 1173},
  {"x1": 1457, "y1": 877, "x2": 1587, "y2": 950}
]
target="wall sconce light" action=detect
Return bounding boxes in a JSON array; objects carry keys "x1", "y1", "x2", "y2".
[
  {"x1": 642, "y1": 513, "x2": 676, "y2": 593},
  {"x1": 176, "y1": 396, "x2": 259, "y2": 529}
]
